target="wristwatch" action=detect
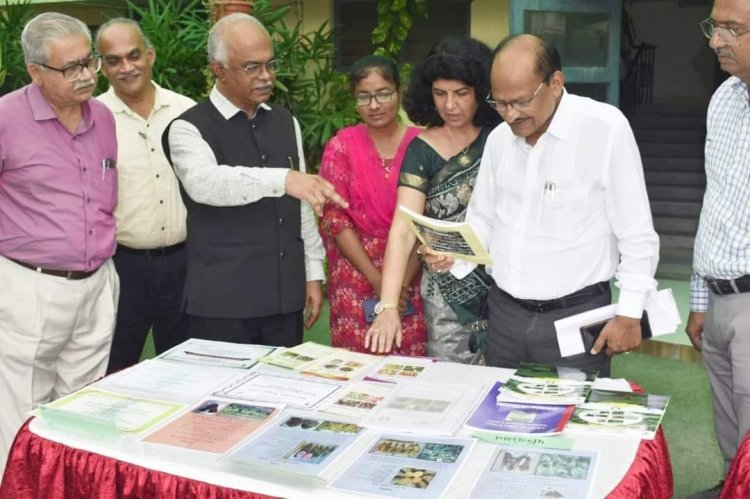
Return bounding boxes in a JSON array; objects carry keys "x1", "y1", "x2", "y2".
[{"x1": 374, "y1": 301, "x2": 398, "y2": 315}]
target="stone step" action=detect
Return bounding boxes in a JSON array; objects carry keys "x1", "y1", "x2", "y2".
[
  {"x1": 639, "y1": 142, "x2": 704, "y2": 158},
  {"x1": 630, "y1": 116, "x2": 706, "y2": 130},
  {"x1": 651, "y1": 200, "x2": 703, "y2": 217},
  {"x1": 656, "y1": 261, "x2": 693, "y2": 281},
  {"x1": 659, "y1": 233, "x2": 695, "y2": 250},
  {"x1": 653, "y1": 216, "x2": 700, "y2": 235},
  {"x1": 659, "y1": 246, "x2": 695, "y2": 265},
  {"x1": 647, "y1": 185, "x2": 705, "y2": 202},
  {"x1": 645, "y1": 170, "x2": 706, "y2": 187},
  {"x1": 634, "y1": 103, "x2": 707, "y2": 117},
  {"x1": 643, "y1": 157, "x2": 704, "y2": 172},
  {"x1": 634, "y1": 129, "x2": 705, "y2": 143}
]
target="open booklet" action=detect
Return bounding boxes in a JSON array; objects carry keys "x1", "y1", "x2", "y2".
[
  {"x1": 566, "y1": 389, "x2": 670, "y2": 440},
  {"x1": 397, "y1": 205, "x2": 492, "y2": 265}
]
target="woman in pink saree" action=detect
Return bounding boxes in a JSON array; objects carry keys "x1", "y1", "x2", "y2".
[{"x1": 319, "y1": 56, "x2": 426, "y2": 355}]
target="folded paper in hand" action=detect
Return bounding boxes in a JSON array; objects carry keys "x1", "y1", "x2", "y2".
[
  {"x1": 554, "y1": 288, "x2": 682, "y2": 357},
  {"x1": 397, "y1": 204, "x2": 492, "y2": 265}
]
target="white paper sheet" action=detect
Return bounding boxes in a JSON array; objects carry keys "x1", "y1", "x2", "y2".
[
  {"x1": 158, "y1": 339, "x2": 276, "y2": 369},
  {"x1": 215, "y1": 372, "x2": 344, "y2": 409},
  {"x1": 555, "y1": 288, "x2": 682, "y2": 357},
  {"x1": 94, "y1": 359, "x2": 244, "y2": 402}
]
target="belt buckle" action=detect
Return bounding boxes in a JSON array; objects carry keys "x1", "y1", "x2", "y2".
[{"x1": 710, "y1": 280, "x2": 731, "y2": 295}]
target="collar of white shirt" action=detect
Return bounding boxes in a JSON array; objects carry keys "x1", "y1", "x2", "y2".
[{"x1": 210, "y1": 85, "x2": 271, "y2": 120}]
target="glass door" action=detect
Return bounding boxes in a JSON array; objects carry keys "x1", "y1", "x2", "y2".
[{"x1": 509, "y1": 0, "x2": 621, "y2": 105}]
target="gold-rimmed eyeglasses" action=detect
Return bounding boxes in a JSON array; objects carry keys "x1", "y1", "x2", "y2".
[
  {"x1": 35, "y1": 56, "x2": 102, "y2": 81},
  {"x1": 699, "y1": 18, "x2": 750, "y2": 46},
  {"x1": 485, "y1": 79, "x2": 546, "y2": 113}
]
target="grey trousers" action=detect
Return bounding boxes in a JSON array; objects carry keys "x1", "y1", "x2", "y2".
[
  {"x1": 486, "y1": 284, "x2": 612, "y2": 377},
  {"x1": 702, "y1": 291, "x2": 750, "y2": 471}
]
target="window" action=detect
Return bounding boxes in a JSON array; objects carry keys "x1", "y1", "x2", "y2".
[{"x1": 334, "y1": 0, "x2": 471, "y2": 70}]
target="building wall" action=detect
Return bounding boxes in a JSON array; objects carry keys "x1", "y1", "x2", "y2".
[
  {"x1": 472, "y1": 0, "x2": 510, "y2": 49},
  {"x1": 281, "y1": 0, "x2": 510, "y2": 55},
  {"x1": 628, "y1": 0, "x2": 715, "y2": 107}
]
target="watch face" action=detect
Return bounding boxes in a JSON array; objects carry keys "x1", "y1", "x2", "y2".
[{"x1": 374, "y1": 302, "x2": 384, "y2": 314}]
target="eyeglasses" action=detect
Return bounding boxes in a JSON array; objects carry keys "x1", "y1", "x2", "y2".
[
  {"x1": 699, "y1": 18, "x2": 750, "y2": 45},
  {"x1": 35, "y1": 56, "x2": 102, "y2": 81},
  {"x1": 485, "y1": 79, "x2": 546, "y2": 113},
  {"x1": 355, "y1": 90, "x2": 396, "y2": 106},
  {"x1": 229, "y1": 59, "x2": 280, "y2": 76}
]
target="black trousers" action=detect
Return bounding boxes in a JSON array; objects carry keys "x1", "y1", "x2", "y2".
[
  {"x1": 187, "y1": 311, "x2": 303, "y2": 348},
  {"x1": 107, "y1": 245, "x2": 187, "y2": 373},
  {"x1": 486, "y1": 282, "x2": 613, "y2": 376}
]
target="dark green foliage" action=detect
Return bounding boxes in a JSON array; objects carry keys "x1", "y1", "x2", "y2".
[
  {"x1": 125, "y1": 0, "x2": 210, "y2": 100},
  {"x1": 0, "y1": 0, "x2": 33, "y2": 95}
]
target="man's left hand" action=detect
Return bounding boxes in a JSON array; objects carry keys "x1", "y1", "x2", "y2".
[
  {"x1": 590, "y1": 315, "x2": 642, "y2": 356},
  {"x1": 304, "y1": 280, "x2": 323, "y2": 329}
]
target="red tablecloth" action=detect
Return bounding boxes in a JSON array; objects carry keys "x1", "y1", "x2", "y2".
[
  {"x1": 0, "y1": 418, "x2": 672, "y2": 499},
  {"x1": 721, "y1": 431, "x2": 750, "y2": 498}
]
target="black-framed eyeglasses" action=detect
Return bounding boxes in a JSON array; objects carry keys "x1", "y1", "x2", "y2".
[
  {"x1": 355, "y1": 90, "x2": 396, "y2": 106},
  {"x1": 486, "y1": 79, "x2": 546, "y2": 113},
  {"x1": 35, "y1": 56, "x2": 102, "y2": 81},
  {"x1": 699, "y1": 18, "x2": 750, "y2": 45},
  {"x1": 229, "y1": 59, "x2": 280, "y2": 77}
]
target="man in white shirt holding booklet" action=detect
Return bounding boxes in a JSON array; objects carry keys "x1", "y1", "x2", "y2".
[{"x1": 430, "y1": 34, "x2": 659, "y2": 376}]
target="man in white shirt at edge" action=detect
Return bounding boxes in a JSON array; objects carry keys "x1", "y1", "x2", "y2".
[
  {"x1": 429, "y1": 34, "x2": 659, "y2": 376},
  {"x1": 96, "y1": 19, "x2": 196, "y2": 372},
  {"x1": 165, "y1": 13, "x2": 347, "y2": 346}
]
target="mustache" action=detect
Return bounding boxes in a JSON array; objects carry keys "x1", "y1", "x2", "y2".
[
  {"x1": 116, "y1": 71, "x2": 139, "y2": 80},
  {"x1": 715, "y1": 48, "x2": 733, "y2": 58},
  {"x1": 74, "y1": 80, "x2": 95, "y2": 91}
]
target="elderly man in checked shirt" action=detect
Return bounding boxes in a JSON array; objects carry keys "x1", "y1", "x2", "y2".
[{"x1": 686, "y1": 1, "x2": 750, "y2": 497}]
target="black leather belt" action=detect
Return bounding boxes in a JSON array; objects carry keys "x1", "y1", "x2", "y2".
[
  {"x1": 501, "y1": 281, "x2": 610, "y2": 313},
  {"x1": 117, "y1": 242, "x2": 185, "y2": 258},
  {"x1": 707, "y1": 275, "x2": 750, "y2": 295},
  {"x1": 9, "y1": 258, "x2": 97, "y2": 280}
]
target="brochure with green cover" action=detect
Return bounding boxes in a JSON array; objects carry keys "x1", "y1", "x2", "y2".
[
  {"x1": 497, "y1": 363, "x2": 598, "y2": 406},
  {"x1": 566, "y1": 389, "x2": 670, "y2": 440}
]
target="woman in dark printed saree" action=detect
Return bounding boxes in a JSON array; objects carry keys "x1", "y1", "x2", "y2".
[{"x1": 366, "y1": 36, "x2": 501, "y2": 363}]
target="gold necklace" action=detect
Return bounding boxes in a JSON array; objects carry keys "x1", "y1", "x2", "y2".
[{"x1": 445, "y1": 126, "x2": 473, "y2": 167}]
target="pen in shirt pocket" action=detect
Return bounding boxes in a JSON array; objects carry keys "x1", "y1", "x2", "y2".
[
  {"x1": 287, "y1": 156, "x2": 299, "y2": 171},
  {"x1": 101, "y1": 158, "x2": 115, "y2": 179}
]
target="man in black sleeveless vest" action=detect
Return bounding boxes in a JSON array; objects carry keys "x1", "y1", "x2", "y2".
[{"x1": 163, "y1": 13, "x2": 347, "y2": 347}]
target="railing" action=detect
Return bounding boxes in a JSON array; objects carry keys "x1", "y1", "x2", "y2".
[{"x1": 620, "y1": 43, "x2": 656, "y2": 117}]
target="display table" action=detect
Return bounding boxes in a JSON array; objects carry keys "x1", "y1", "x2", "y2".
[{"x1": 0, "y1": 361, "x2": 673, "y2": 498}]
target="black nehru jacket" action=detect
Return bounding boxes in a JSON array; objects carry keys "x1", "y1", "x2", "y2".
[{"x1": 164, "y1": 101, "x2": 305, "y2": 319}]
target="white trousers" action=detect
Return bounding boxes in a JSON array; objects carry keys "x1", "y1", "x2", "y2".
[{"x1": 0, "y1": 256, "x2": 119, "y2": 475}]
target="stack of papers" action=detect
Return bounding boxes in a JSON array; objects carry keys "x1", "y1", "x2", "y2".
[
  {"x1": 465, "y1": 381, "x2": 575, "y2": 435},
  {"x1": 566, "y1": 389, "x2": 670, "y2": 440},
  {"x1": 498, "y1": 363, "x2": 597, "y2": 406}
]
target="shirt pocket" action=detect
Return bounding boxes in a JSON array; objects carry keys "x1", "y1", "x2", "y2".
[{"x1": 535, "y1": 185, "x2": 590, "y2": 239}]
